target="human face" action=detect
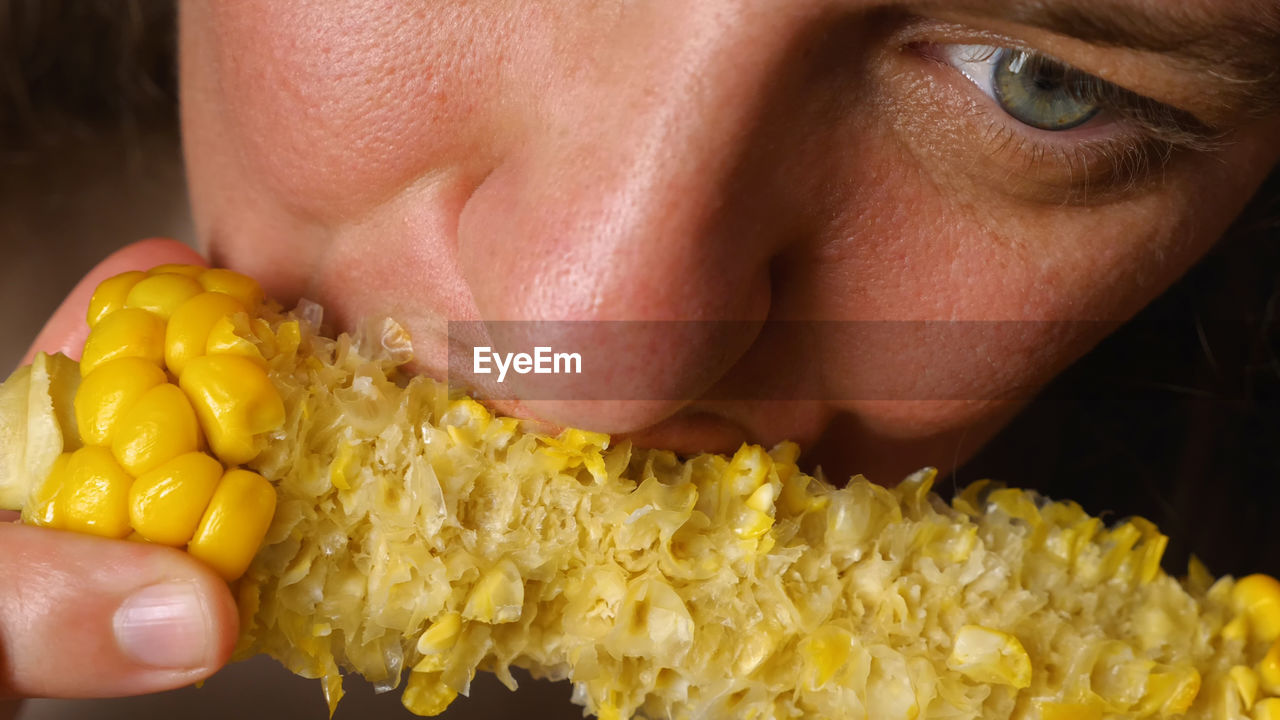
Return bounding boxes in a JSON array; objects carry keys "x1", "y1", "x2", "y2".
[{"x1": 180, "y1": 0, "x2": 1280, "y2": 483}]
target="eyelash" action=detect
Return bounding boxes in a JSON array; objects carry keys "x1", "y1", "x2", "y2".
[{"x1": 913, "y1": 41, "x2": 1224, "y2": 194}]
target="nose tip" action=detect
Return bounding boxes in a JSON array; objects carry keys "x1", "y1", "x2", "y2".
[
  {"x1": 454, "y1": 148, "x2": 774, "y2": 432},
  {"x1": 452, "y1": 4, "x2": 818, "y2": 433}
]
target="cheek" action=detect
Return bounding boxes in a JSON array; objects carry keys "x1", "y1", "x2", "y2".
[
  {"x1": 785, "y1": 142, "x2": 1231, "y2": 440},
  {"x1": 189, "y1": 1, "x2": 518, "y2": 220}
]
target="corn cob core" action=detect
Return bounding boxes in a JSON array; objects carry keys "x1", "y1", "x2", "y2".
[
  {"x1": 3, "y1": 265, "x2": 1280, "y2": 718},
  {"x1": 21, "y1": 265, "x2": 283, "y2": 580}
]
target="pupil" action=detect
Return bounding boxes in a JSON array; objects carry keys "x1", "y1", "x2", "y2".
[
  {"x1": 1019, "y1": 58, "x2": 1066, "y2": 94},
  {"x1": 1033, "y1": 75, "x2": 1061, "y2": 92}
]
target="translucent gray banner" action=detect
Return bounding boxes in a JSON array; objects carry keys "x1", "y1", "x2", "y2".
[{"x1": 446, "y1": 320, "x2": 1122, "y2": 401}]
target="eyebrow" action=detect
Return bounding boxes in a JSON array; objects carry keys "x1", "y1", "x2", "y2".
[{"x1": 927, "y1": 0, "x2": 1280, "y2": 119}]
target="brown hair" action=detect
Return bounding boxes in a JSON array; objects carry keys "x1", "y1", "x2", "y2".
[{"x1": 0, "y1": 0, "x2": 177, "y2": 158}]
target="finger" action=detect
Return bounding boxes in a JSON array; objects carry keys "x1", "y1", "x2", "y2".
[
  {"x1": 0, "y1": 523, "x2": 237, "y2": 699},
  {"x1": 22, "y1": 238, "x2": 207, "y2": 367}
]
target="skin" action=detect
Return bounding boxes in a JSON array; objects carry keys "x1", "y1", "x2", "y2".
[{"x1": 4, "y1": 0, "x2": 1280, "y2": 710}]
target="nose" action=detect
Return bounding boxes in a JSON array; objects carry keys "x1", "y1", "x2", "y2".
[{"x1": 456, "y1": 2, "x2": 822, "y2": 433}]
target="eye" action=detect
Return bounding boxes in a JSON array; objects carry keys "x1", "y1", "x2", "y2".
[{"x1": 940, "y1": 45, "x2": 1102, "y2": 131}]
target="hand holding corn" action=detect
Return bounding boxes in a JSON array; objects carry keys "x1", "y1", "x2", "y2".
[{"x1": 4, "y1": 260, "x2": 1280, "y2": 719}]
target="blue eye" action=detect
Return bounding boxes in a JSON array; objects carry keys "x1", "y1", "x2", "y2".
[{"x1": 942, "y1": 45, "x2": 1102, "y2": 131}]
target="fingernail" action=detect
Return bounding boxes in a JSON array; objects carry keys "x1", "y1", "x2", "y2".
[{"x1": 114, "y1": 581, "x2": 212, "y2": 669}]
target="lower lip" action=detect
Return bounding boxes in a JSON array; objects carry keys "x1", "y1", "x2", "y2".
[{"x1": 616, "y1": 411, "x2": 752, "y2": 457}]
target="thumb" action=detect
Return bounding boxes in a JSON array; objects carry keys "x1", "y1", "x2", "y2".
[
  {"x1": 0, "y1": 522, "x2": 238, "y2": 698},
  {"x1": 21, "y1": 238, "x2": 208, "y2": 367}
]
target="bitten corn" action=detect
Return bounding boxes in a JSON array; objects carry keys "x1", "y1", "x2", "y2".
[{"x1": 3, "y1": 264, "x2": 1280, "y2": 719}]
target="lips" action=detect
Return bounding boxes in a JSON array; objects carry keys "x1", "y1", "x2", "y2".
[{"x1": 616, "y1": 409, "x2": 753, "y2": 456}]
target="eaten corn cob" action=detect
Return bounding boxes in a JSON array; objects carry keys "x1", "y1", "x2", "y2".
[{"x1": 2, "y1": 263, "x2": 1280, "y2": 719}]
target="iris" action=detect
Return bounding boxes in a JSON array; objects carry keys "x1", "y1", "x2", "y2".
[{"x1": 991, "y1": 49, "x2": 1101, "y2": 131}]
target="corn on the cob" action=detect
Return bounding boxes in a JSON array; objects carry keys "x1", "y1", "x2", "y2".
[{"x1": 2, "y1": 264, "x2": 1279, "y2": 719}]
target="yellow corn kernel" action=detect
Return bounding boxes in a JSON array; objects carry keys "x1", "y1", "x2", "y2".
[
  {"x1": 1226, "y1": 617, "x2": 1251, "y2": 642},
  {"x1": 205, "y1": 315, "x2": 267, "y2": 367},
  {"x1": 328, "y1": 440, "x2": 357, "y2": 490},
  {"x1": 738, "y1": 481, "x2": 778, "y2": 541},
  {"x1": 734, "y1": 507, "x2": 774, "y2": 540},
  {"x1": 414, "y1": 612, "x2": 462, "y2": 672},
  {"x1": 1231, "y1": 665, "x2": 1261, "y2": 710},
  {"x1": 745, "y1": 481, "x2": 777, "y2": 514},
  {"x1": 947, "y1": 624, "x2": 1032, "y2": 689},
  {"x1": 179, "y1": 355, "x2": 284, "y2": 465},
  {"x1": 74, "y1": 357, "x2": 168, "y2": 446},
  {"x1": 1235, "y1": 575, "x2": 1280, "y2": 643},
  {"x1": 1137, "y1": 666, "x2": 1201, "y2": 715},
  {"x1": 462, "y1": 559, "x2": 524, "y2": 624},
  {"x1": 129, "y1": 451, "x2": 224, "y2": 546},
  {"x1": 1258, "y1": 638, "x2": 1280, "y2": 695},
  {"x1": 402, "y1": 671, "x2": 459, "y2": 717},
  {"x1": 780, "y1": 473, "x2": 828, "y2": 516},
  {"x1": 275, "y1": 319, "x2": 302, "y2": 356},
  {"x1": 147, "y1": 263, "x2": 205, "y2": 278},
  {"x1": 165, "y1": 292, "x2": 248, "y2": 376},
  {"x1": 1037, "y1": 702, "x2": 1103, "y2": 720},
  {"x1": 198, "y1": 268, "x2": 264, "y2": 310},
  {"x1": 1255, "y1": 698, "x2": 1280, "y2": 720},
  {"x1": 417, "y1": 612, "x2": 462, "y2": 654},
  {"x1": 79, "y1": 308, "x2": 166, "y2": 377},
  {"x1": 86, "y1": 271, "x2": 146, "y2": 327},
  {"x1": 112, "y1": 384, "x2": 202, "y2": 475},
  {"x1": 54, "y1": 446, "x2": 133, "y2": 538},
  {"x1": 27, "y1": 452, "x2": 73, "y2": 528},
  {"x1": 124, "y1": 273, "x2": 204, "y2": 320},
  {"x1": 800, "y1": 624, "x2": 853, "y2": 690},
  {"x1": 188, "y1": 469, "x2": 277, "y2": 581}
]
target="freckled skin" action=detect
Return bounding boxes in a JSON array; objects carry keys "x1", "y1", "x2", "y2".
[{"x1": 180, "y1": 0, "x2": 1280, "y2": 483}]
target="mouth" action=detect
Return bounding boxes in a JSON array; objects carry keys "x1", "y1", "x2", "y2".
[
  {"x1": 614, "y1": 410, "x2": 753, "y2": 456},
  {"x1": 479, "y1": 397, "x2": 755, "y2": 458}
]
